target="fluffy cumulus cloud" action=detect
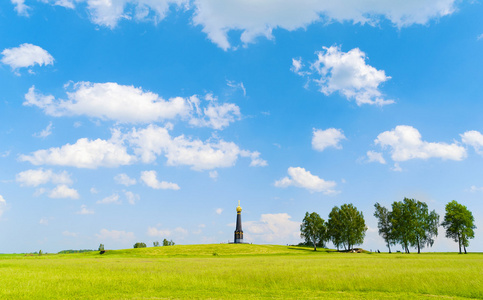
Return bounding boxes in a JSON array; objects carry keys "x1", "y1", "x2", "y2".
[
  {"x1": 16, "y1": 168, "x2": 73, "y2": 187},
  {"x1": 140, "y1": 170, "x2": 180, "y2": 190},
  {"x1": 20, "y1": 124, "x2": 265, "y2": 170},
  {"x1": 25, "y1": 84, "x2": 240, "y2": 129},
  {"x1": 366, "y1": 151, "x2": 386, "y2": 164},
  {"x1": 275, "y1": 167, "x2": 338, "y2": 194},
  {"x1": 147, "y1": 226, "x2": 188, "y2": 238},
  {"x1": 461, "y1": 130, "x2": 483, "y2": 155},
  {"x1": 312, "y1": 128, "x2": 346, "y2": 151},
  {"x1": 19, "y1": 132, "x2": 135, "y2": 169},
  {"x1": 127, "y1": 125, "x2": 266, "y2": 170},
  {"x1": 48, "y1": 184, "x2": 80, "y2": 199},
  {"x1": 76, "y1": 204, "x2": 94, "y2": 215},
  {"x1": 11, "y1": 0, "x2": 30, "y2": 16},
  {"x1": 97, "y1": 194, "x2": 121, "y2": 204},
  {"x1": 0, "y1": 195, "x2": 6, "y2": 217},
  {"x1": 96, "y1": 229, "x2": 135, "y2": 241},
  {"x1": 244, "y1": 213, "x2": 300, "y2": 244},
  {"x1": 1, "y1": 43, "x2": 53, "y2": 70},
  {"x1": 114, "y1": 173, "x2": 137, "y2": 186},
  {"x1": 295, "y1": 46, "x2": 393, "y2": 106},
  {"x1": 375, "y1": 125, "x2": 466, "y2": 162},
  {"x1": 193, "y1": 0, "x2": 458, "y2": 50}
]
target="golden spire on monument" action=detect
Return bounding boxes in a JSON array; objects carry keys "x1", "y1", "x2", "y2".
[{"x1": 236, "y1": 200, "x2": 242, "y2": 213}]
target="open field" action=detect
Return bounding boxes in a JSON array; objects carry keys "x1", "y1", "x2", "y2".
[{"x1": 0, "y1": 244, "x2": 481, "y2": 299}]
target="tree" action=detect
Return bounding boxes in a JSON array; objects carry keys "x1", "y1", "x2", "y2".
[
  {"x1": 391, "y1": 198, "x2": 439, "y2": 254},
  {"x1": 300, "y1": 212, "x2": 327, "y2": 251},
  {"x1": 133, "y1": 242, "x2": 147, "y2": 248},
  {"x1": 441, "y1": 200, "x2": 476, "y2": 254},
  {"x1": 153, "y1": 241, "x2": 160, "y2": 247},
  {"x1": 327, "y1": 204, "x2": 367, "y2": 251},
  {"x1": 163, "y1": 239, "x2": 175, "y2": 246},
  {"x1": 98, "y1": 244, "x2": 105, "y2": 251},
  {"x1": 374, "y1": 203, "x2": 394, "y2": 253}
]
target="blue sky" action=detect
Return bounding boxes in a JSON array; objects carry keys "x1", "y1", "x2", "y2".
[{"x1": 1, "y1": 0, "x2": 482, "y2": 253}]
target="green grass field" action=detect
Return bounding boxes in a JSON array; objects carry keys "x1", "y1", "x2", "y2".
[{"x1": 0, "y1": 244, "x2": 481, "y2": 299}]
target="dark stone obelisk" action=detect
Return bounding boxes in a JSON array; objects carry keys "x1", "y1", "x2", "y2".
[{"x1": 234, "y1": 201, "x2": 243, "y2": 243}]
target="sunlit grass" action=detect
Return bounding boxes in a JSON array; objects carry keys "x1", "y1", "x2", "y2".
[{"x1": 0, "y1": 245, "x2": 481, "y2": 299}]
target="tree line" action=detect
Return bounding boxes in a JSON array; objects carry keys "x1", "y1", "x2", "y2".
[{"x1": 301, "y1": 199, "x2": 476, "y2": 254}]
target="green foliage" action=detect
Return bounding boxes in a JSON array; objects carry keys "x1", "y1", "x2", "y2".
[
  {"x1": 133, "y1": 242, "x2": 147, "y2": 248},
  {"x1": 391, "y1": 198, "x2": 439, "y2": 253},
  {"x1": 98, "y1": 244, "x2": 104, "y2": 251},
  {"x1": 300, "y1": 212, "x2": 327, "y2": 251},
  {"x1": 39, "y1": 250, "x2": 43, "y2": 256},
  {"x1": 373, "y1": 203, "x2": 394, "y2": 253},
  {"x1": 327, "y1": 203, "x2": 367, "y2": 251},
  {"x1": 441, "y1": 200, "x2": 476, "y2": 254},
  {"x1": 162, "y1": 239, "x2": 175, "y2": 246},
  {"x1": 153, "y1": 241, "x2": 160, "y2": 247}
]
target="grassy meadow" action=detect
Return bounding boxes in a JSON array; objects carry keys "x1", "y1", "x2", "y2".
[{"x1": 0, "y1": 244, "x2": 481, "y2": 299}]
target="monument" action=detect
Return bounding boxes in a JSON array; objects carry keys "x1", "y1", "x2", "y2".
[{"x1": 234, "y1": 200, "x2": 244, "y2": 243}]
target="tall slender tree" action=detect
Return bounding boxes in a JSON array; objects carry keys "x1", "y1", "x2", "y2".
[
  {"x1": 441, "y1": 200, "x2": 476, "y2": 254},
  {"x1": 374, "y1": 203, "x2": 394, "y2": 253},
  {"x1": 300, "y1": 212, "x2": 327, "y2": 251}
]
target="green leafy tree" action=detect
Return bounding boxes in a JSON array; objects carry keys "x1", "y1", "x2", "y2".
[
  {"x1": 391, "y1": 198, "x2": 439, "y2": 254},
  {"x1": 300, "y1": 212, "x2": 327, "y2": 251},
  {"x1": 163, "y1": 239, "x2": 175, "y2": 246},
  {"x1": 441, "y1": 200, "x2": 476, "y2": 254},
  {"x1": 328, "y1": 204, "x2": 367, "y2": 251},
  {"x1": 98, "y1": 244, "x2": 105, "y2": 251},
  {"x1": 133, "y1": 242, "x2": 147, "y2": 248},
  {"x1": 374, "y1": 203, "x2": 394, "y2": 253},
  {"x1": 153, "y1": 241, "x2": 160, "y2": 247}
]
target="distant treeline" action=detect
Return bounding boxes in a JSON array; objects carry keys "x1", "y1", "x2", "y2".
[{"x1": 58, "y1": 249, "x2": 94, "y2": 254}]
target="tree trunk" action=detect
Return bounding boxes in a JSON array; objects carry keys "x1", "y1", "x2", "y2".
[
  {"x1": 458, "y1": 234, "x2": 462, "y2": 254},
  {"x1": 463, "y1": 244, "x2": 467, "y2": 254},
  {"x1": 387, "y1": 242, "x2": 391, "y2": 253}
]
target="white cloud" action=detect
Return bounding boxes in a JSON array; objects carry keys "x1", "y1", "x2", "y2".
[
  {"x1": 209, "y1": 170, "x2": 218, "y2": 180},
  {"x1": 312, "y1": 128, "x2": 346, "y2": 151},
  {"x1": 226, "y1": 80, "x2": 246, "y2": 96},
  {"x1": 147, "y1": 226, "x2": 188, "y2": 238},
  {"x1": 366, "y1": 151, "x2": 386, "y2": 164},
  {"x1": 140, "y1": 170, "x2": 180, "y2": 190},
  {"x1": 24, "y1": 83, "x2": 191, "y2": 123},
  {"x1": 96, "y1": 229, "x2": 135, "y2": 241},
  {"x1": 62, "y1": 231, "x2": 78, "y2": 237},
  {"x1": 125, "y1": 191, "x2": 140, "y2": 205},
  {"x1": 0, "y1": 195, "x2": 7, "y2": 217},
  {"x1": 1, "y1": 43, "x2": 53, "y2": 70},
  {"x1": 244, "y1": 213, "x2": 300, "y2": 244},
  {"x1": 298, "y1": 46, "x2": 393, "y2": 106},
  {"x1": 16, "y1": 168, "x2": 73, "y2": 187},
  {"x1": 11, "y1": 0, "x2": 30, "y2": 16},
  {"x1": 76, "y1": 204, "x2": 94, "y2": 215},
  {"x1": 215, "y1": 208, "x2": 223, "y2": 215},
  {"x1": 127, "y1": 124, "x2": 265, "y2": 170},
  {"x1": 392, "y1": 163, "x2": 403, "y2": 172},
  {"x1": 375, "y1": 125, "x2": 467, "y2": 162},
  {"x1": 25, "y1": 84, "x2": 240, "y2": 129},
  {"x1": 114, "y1": 173, "x2": 137, "y2": 186},
  {"x1": 478, "y1": 34, "x2": 483, "y2": 41},
  {"x1": 461, "y1": 130, "x2": 483, "y2": 155},
  {"x1": 19, "y1": 132, "x2": 135, "y2": 169},
  {"x1": 274, "y1": 167, "x2": 338, "y2": 194},
  {"x1": 90, "y1": 187, "x2": 98, "y2": 194},
  {"x1": 97, "y1": 194, "x2": 121, "y2": 204},
  {"x1": 39, "y1": 218, "x2": 49, "y2": 225},
  {"x1": 48, "y1": 184, "x2": 80, "y2": 199},
  {"x1": 33, "y1": 122, "x2": 53, "y2": 138},
  {"x1": 193, "y1": 0, "x2": 457, "y2": 50}
]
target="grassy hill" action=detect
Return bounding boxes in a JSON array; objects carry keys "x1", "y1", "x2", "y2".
[{"x1": 0, "y1": 244, "x2": 481, "y2": 299}]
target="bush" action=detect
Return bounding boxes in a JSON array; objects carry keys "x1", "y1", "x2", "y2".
[{"x1": 133, "y1": 242, "x2": 147, "y2": 248}]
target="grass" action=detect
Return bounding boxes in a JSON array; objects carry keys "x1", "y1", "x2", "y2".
[{"x1": 0, "y1": 244, "x2": 481, "y2": 299}]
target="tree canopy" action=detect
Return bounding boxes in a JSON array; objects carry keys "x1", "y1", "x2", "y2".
[
  {"x1": 441, "y1": 200, "x2": 476, "y2": 254},
  {"x1": 300, "y1": 212, "x2": 327, "y2": 251},
  {"x1": 374, "y1": 202, "x2": 394, "y2": 253},
  {"x1": 327, "y1": 204, "x2": 367, "y2": 251}
]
